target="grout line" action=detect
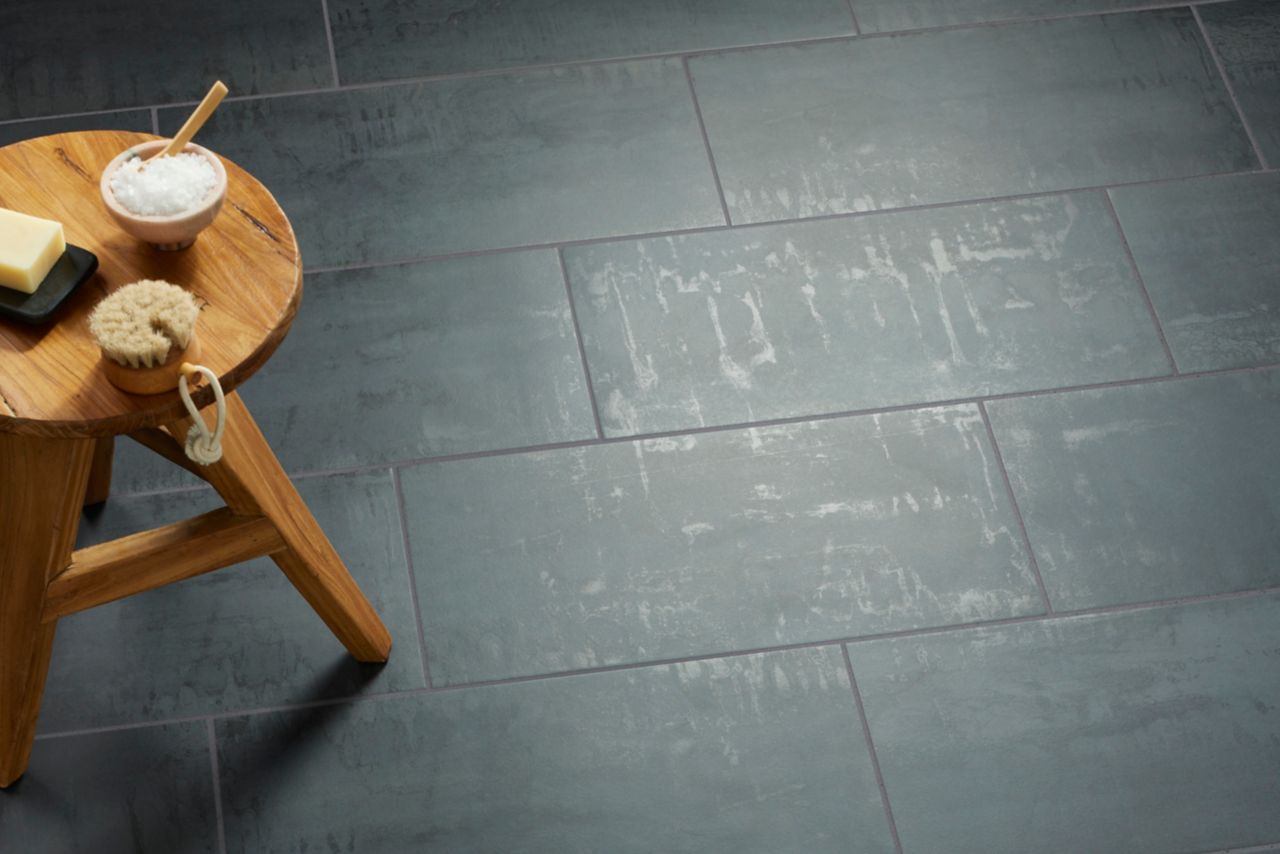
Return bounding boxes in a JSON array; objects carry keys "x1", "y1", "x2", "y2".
[
  {"x1": 681, "y1": 57, "x2": 734, "y2": 226},
  {"x1": 558, "y1": 248, "x2": 608, "y2": 439},
  {"x1": 318, "y1": 0, "x2": 342, "y2": 88},
  {"x1": 103, "y1": 360, "x2": 1280, "y2": 503},
  {"x1": 36, "y1": 712, "x2": 215, "y2": 741},
  {"x1": 129, "y1": 478, "x2": 212, "y2": 499},
  {"x1": 33, "y1": 583, "x2": 1280, "y2": 741},
  {"x1": 100, "y1": 478, "x2": 213, "y2": 502},
  {"x1": 270, "y1": 362, "x2": 1274, "y2": 449},
  {"x1": 224, "y1": 33, "x2": 864, "y2": 102},
  {"x1": 846, "y1": 0, "x2": 863, "y2": 35},
  {"x1": 1103, "y1": 188, "x2": 1180, "y2": 374},
  {"x1": 853, "y1": 0, "x2": 1232, "y2": 37},
  {"x1": 378, "y1": 582, "x2": 1280, "y2": 684},
  {"x1": 206, "y1": 718, "x2": 228, "y2": 854},
  {"x1": 307, "y1": 240, "x2": 616, "y2": 275},
  {"x1": 149, "y1": 107, "x2": 159, "y2": 135},
  {"x1": 0, "y1": 0, "x2": 1252, "y2": 130},
  {"x1": 978, "y1": 401, "x2": 1053, "y2": 614},
  {"x1": 842, "y1": 646, "x2": 904, "y2": 854},
  {"x1": 392, "y1": 467, "x2": 435, "y2": 689},
  {"x1": 1192, "y1": 5, "x2": 1269, "y2": 170},
  {"x1": 194, "y1": 2, "x2": 1256, "y2": 86},
  {"x1": 0, "y1": 104, "x2": 169, "y2": 127},
  {"x1": 301, "y1": 165, "x2": 1273, "y2": 276},
  {"x1": 12, "y1": 99, "x2": 196, "y2": 126},
  {"x1": 1205, "y1": 843, "x2": 1280, "y2": 854},
  {"x1": 104, "y1": 438, "x2": 587, "y2": 503}
]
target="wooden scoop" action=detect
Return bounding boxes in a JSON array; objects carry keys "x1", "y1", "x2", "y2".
[{"x1": 149, "y1": 80, "x2": 229, "y2": 160}]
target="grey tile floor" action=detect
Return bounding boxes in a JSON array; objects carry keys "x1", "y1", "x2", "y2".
[{"x1": 1, "y1": 2, "x2": 1278, "y2": 852}]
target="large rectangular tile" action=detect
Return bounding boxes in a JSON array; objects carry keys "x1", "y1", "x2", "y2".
[
  {"x1": 987, "y1": 370, "x2": 1280, "y2": 609},
  {"x1": 1200, "y1": 0, "x2": 1280, "y2": 166},
  {"x1": 402, "y1": 406, "x2": 1041, "y2": 685},
  {"x1": 0, "y1": 109, "x2": 152, "y2": 148},
  {"x1": 1110, "y1": 173, "x2": 1280, "y2": 372},
  {"x1": 853, "y1": 0, "x2": 1158, "y2": 32},
  {"x1": 40, "y1": 471, "x2": 423, "y2": 732},
  {"x1": 215, "y1": 648, "x2": 894, "y2": 854},
  {"x1": 848, "y1": 594, "x2": 1280, "y2": 853},
  {"x1": 0, "y1": 0, "x2": 330, "y2": 120},
  {"x1": 111, "y1": 252, "x2": 597, "y2": 493},
  {"x1": 330, "y1": 0, "x2": 854, "y2": 83},
  {"x1": 1, "y1": 723, "x2": 216, "y2": 853},
  {"x1": 242, "y1": 253, "x2": 596, "y2": 473},
  {"x1": 567, "y1": 193, "x2": 1169, "y2": 435},
  {"x1": 690, "y1": 11, "x2": 1255, "y2": 224},
  {"x1": 162, "y1": 61, "x2": 723, "y2": 268}
]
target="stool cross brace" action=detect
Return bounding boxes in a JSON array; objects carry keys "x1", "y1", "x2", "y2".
[{"x1": 0, "y1": 391, "x2": 392, "y2": 788}]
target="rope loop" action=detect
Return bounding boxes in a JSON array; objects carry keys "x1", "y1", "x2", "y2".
[{"x1": 178, "y1": 364, "x2": 226, "y2": 465}]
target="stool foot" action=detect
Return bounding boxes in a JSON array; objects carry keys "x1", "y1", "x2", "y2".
[{"x1": 1, "y1": 434, "x2": 94, "y2": 787}]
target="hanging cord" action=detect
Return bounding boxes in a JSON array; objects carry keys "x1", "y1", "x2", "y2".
[{"x1": 177, "y1": 364, "x2": 226, "y2": 465}]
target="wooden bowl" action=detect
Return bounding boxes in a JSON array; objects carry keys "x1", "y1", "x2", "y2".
[{"x1": 99, "y1": 141, "x2": 227, "y2": 251}]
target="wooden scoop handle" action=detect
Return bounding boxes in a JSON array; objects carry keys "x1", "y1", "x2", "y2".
[{"x1": 155, "y1": 81, "x2": 228, "y2": 159}]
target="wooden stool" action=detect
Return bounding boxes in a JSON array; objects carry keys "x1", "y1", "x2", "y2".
[{"x1": 0, "y1": 132, "x2": 392, "y2": 788}]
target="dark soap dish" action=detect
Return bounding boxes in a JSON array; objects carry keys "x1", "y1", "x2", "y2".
[{"x1": 0, "y1": 244, "x2": 98, "y2": 325}]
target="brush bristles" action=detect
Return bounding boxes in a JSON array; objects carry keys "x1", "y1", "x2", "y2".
[{"x1": 88, "y1": 279, "x2": 200, "y2": 369}]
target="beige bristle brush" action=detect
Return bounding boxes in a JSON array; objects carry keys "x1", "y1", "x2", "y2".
[{"x1": 90, "y1": 279, "x2": 202, "y2": 395}]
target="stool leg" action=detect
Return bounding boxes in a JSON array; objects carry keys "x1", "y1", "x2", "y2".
[
  {"x1": 0, "y1": 434, "x2": 95, "y2": 788},
  {"x1": 166, "y1": 393, "x2": 392, "y2": 662},
  {"x1": 84, "y1": 436, "x2": 114, "y2": 507}
]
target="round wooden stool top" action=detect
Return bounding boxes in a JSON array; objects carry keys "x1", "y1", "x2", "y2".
[{"x1": 0, "y1": 131, "x2": 301, "y2": 438}]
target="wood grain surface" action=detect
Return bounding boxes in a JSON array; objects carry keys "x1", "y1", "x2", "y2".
[{"x1": 0, "y1": 131, "x2": 301, "y2": 438}]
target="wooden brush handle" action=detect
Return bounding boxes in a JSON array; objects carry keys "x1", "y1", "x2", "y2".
[
  {"x1": 160, "y1": 81, "x2": 229, "y2": 158},
  {"x1": 101, "y1": 334, "x2": 202, "y2": 396}
]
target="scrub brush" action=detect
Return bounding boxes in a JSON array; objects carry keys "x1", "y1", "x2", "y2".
[{"x1": 90, "y1": 279, "x2": 202, "y2": 394}]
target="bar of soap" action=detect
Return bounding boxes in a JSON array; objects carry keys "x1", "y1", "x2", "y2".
[{"x1": 0, "y1": 208, "x2": 66, "y2": 294}]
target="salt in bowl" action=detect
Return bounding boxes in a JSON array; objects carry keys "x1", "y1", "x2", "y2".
[{"x1": 100, "y1": 140, "x2": 227, "y2": 250}]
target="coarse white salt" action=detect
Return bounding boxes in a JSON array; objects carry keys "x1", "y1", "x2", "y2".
[{"x1": 109, "y1": 152, "x2": 217, "y2": 217}]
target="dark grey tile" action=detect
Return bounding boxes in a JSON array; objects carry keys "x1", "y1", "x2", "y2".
[
  {"x1": 160, "y1": 61, "x2": 723, "y2": 269},
  {"x1": 243, "y1": 253, "x2": 596, "y2": 473},
  {"x1": 567, "y1": 193, "x2": 1169, "y2": 436},
  {"x1": 0, "y1": 110, "x2": 153, "y2": 147},
  {"x1": 0, "y1": 0, "x2": 331, "y2": 120},
  {"x1": 853, "y1": 0, "x2": 1159, "y2": 32},
  {"x1": 401, "y1": 406, "x2": 1041, "y2": 685},
  {"x1": 216, "y1": 648, "x2": 894, "y2": 854},
  {"x1": 987, "y1": 370, "x2": 1280, "y2": 609},
  {"x1": 40, "y1": 471, "x2": 423, "y2": 732},
  {"x1": 330, "y1": 0, "x2": 855, "y2": 83},
  {"x1": 109, "y1": 434, "x2": 205, "y2": 496},
  {"x1": 1199, "y1": 0, "x2": 1280, "y2": 167},
  {"x1": 1110, "y1": 173, "x2": 1280, "y2": 372},
  {"x1": 1, "y1": 723, "x2": 216, "y2": 853},
  {"x1": 848, "y1": 594, "x2": 1280, "y2": 853},
  {"x1": 689, "y1": 10, "x2": 1255, "y2": 224},
  {"x1": 109, "y1": 252, "x2": 596, "y2": 493}
]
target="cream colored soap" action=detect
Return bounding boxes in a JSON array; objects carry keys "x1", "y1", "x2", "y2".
[{"x1": 0, "y1": 208, "x2": 66, "y2": 294}]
